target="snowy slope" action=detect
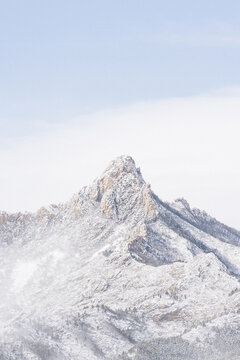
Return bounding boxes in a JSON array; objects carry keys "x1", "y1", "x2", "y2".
[{"x1": 0, "y1": 156, "x2": 240, "y2": 360}]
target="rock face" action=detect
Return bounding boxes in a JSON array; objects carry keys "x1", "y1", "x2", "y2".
[{"x1": 1, "y1": 155, "x2": 240, "y2": 360}]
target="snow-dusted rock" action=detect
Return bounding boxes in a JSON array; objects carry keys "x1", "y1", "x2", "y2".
[{"x1": 0, "y1": 155, "x2": 240, "y2": 359}]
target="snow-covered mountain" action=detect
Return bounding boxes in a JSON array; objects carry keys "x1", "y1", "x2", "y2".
[{"x1": 1, "y1": 156, "x2": 240, "y2": 360}]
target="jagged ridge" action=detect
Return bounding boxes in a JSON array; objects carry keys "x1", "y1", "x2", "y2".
[{"x1": 1, "y1": 155, "x2": 240, "y2": 360}]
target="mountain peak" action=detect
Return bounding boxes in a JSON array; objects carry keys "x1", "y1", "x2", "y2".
[
  {"x1": 93, "y1": 155, "x2": 144, "y2": 195},
  {"x1": 2, "y1": 156, "x2": 240, "y2": 360},
  {"x1": 88, "y1": 156, "x2": 151, "y2": 221},
  {"x1": 103, "y1": 155, "x2": 143, "y2": 180},
  {"x1": 105, "y1": 154, "x2": 135, "y2": 169}
]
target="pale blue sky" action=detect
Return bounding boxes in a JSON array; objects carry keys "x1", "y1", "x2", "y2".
[
  {"x1": 1, "y1": 1, "x2": 240, "y2": 228},
  {"x1": 1, "y1": 0, "x2": 240, "y2": 139}
]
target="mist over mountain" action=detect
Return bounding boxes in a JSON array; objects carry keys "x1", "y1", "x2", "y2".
[{"x1": 1, "y1": 156, "x2": 240, "y2": 360}]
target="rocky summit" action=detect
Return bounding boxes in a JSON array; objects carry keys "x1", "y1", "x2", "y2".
[{"x1": 1, "y1": 156, "x2": 240, "y2": 360}]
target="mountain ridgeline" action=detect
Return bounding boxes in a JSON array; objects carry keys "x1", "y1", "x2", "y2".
[{"x1": 0, "y1": 156, "x2": 240, "y2": 360}]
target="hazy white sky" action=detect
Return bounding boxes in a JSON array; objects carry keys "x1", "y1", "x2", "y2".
[
  {"x1": 1, "y1": 89, "x2": 239, "y2": 229},
  {"x1": 1, "y1": 0, "x2": 240, "y2": 138}
]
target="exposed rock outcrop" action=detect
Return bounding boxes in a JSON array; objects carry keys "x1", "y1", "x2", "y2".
[{"x1": 1, "y1": 156, "x2": 240, "y2": 360}]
